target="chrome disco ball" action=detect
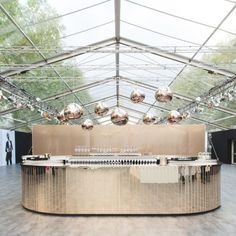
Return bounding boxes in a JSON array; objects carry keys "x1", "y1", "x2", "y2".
[
  {"x1": 94, "y1": 101, "x2": 109, "y2": 116},
  {"x1": 167, "y1": 110, "x2": 182, "y2": 123},
  {"x1": 57, "y1": 109, "x2": 68, "y2": 123},
  {"x1": 143, "y1": 113, "x2": 156, "y2": 124},
  {"x1": 130, "y1": 89, "x2": 145, "y2": 103},
  {"x1": 64, "y1": 103, "x2": 83, "y2": 120},
  {"x1": 155, "y1": 87, "x2": 173, "y2": 102},
  {"x1": 82, "y1": 119, "x2": 94, "y2": 130},
  {"x1": 111, "y1": 107, "x2": 129, "y2": 125}
]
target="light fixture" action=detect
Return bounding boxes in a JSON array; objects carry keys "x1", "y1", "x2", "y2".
[
  {"x1": 7, "y1": 95, "x2": 15, "y2": 103},
  {"x1": 82, "y1": 119, "x2": 94, "y2": 130},
  {"x1": 130, "y1": 89, "x2": 145, "y2": 103},
  {"x1": 181, "y1": 111, "x2": 191, "y2": 119},
  {"x1": 228, "y1": 93, "x2": 233, "y2": 101},
  {"x1": 64, "y1": 103, "x2": 83, "y2": 120},
  {"x1": 57, "y1": 109, "x2": 68, "y2": 123},
  {"x1": 26, "y1": 103, "x2": 34, "y2": 111},
  {"x1": 155, "y1": 87, "x2": 173, "y2": 102},
  {"x1": 0, "y1": 90, "x2": 5, "y2": 100},
  {"x1": 41, "y1": 111, "x2": 51, "y2": 120},
  {"x1": 143, "y1": 113, "x2": 155, "y2": 124},
  {"x1": 167, "y1": 110, "x2": 182, "y2": 123},
  {"x1": 94, "y1": 101, "x2": 109, "y2": 116},
  {"x1": 208, "y1": 97, "x2": 220, "y2": 108},
  {"x1": 15, "y1": 101, "x2": 24, "y2": 109},
  {"x1": 193, "y1": 106, "x2": 204, "y2": 114},
  {"x1": 111, "y1": 107, "x2": 128, "y2": 125},
  {"x1": 195, "y1": 97, "x2": 201, "y2": 103}
]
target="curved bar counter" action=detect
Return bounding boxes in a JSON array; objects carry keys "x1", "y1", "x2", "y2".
[{"x1": 21, "y1": 156, "x2": 221, "y2": 215}]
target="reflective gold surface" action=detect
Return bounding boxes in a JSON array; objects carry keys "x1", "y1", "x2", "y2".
[
  {"x1": 143, "y1": 113, "x2": 155, "y2": 124},
  {"x1": 94, "y1": 102, "x2": 109, "y2": 116},
  {"x1": 33, "y1": 124, "x2": 205, "y2": 156},
  {"x1": 64, "y1": 103, "x2": 83, "y2": 120},
  {"x1": 111, "y1": 107, "x2": 129, "y2": 125},
  {"x1": 130, "y1": 89, "x2": 145, "y2": 103},
  {"x1": 82, "y1": 119, "x2": 94, "y2": 130},
  {"x1": 21, "y1": 164, "x2": 221, "y2": 215},
  {"x1": 155, "y1": 87, "x2": 173, "y2": 102},
  {"x1": 167, "y1": 110, "x2": 182, "y2": 123},
  {"x1": 57, "y1": 109, "x2": 68, "y2": 123}
]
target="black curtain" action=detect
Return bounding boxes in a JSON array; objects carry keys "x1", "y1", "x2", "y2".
[
  {"x1": 211, "y1": 129, "x2": 236, "y2": 164},
  {"x1": 15, "y1": 131, "x2": 32, "y2": 163}
]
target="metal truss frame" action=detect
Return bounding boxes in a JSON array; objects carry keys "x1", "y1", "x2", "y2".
[{"x1": 1, "y1": 0, "x2": 236, "y2": 131}]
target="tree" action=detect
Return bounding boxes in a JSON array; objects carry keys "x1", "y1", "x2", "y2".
[
  {"x1": 170, "y1": 37, "x2": 236, "y2": 129},
  {"x1": 0, "y1": 0, "x2": 91, "y2": 131}
]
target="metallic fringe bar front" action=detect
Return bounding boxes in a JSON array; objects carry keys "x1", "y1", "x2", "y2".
[{"x1": 21, "y1": 165, "x2": 221, "y2": 215}]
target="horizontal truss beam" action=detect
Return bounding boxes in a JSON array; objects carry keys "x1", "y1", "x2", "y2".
[
  {"x1": 0, "y1": 77, "x2": 115, "y2": 116},
  {"x1": 120, "y1": 37, "x2": 236, "y2": 77},
  {"x1": 0, "y1": 38, "x2": 116, "y2": 77}
]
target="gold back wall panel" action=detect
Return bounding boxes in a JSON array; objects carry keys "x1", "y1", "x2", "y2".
[{"x1": 32, "y1": 124, "x2": 205, "y2": 155}]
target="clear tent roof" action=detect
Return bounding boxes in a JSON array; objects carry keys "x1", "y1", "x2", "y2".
[{"x1": 1, "y1": 0, "x2": 236, "y2": 132}]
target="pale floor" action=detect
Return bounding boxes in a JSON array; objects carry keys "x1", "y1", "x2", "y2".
[{"x1": 0, "y1": 164, "x2": 235, "y2": 236}]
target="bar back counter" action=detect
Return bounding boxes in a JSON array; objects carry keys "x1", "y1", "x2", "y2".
[{"x1": 21, "y1": 124, "x2": 221, "y2": 215}]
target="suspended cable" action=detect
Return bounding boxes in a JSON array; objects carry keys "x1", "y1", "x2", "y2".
[
  {"x1": 169, "y1": 3, "x2": 236, "y2": 86},
  {"x1": 125, "y1": 0, "x2": 236, "y2": 36},
  {"x1": 121, "y1": 53, "x2": 180, "y2": 77},
  {"x1": 0, "y1": 4, "x2": 99, "y2": 123},
  {"x1": 0, "y1": 0, "x2": 112, "y2": 36},
  {"x1": 121, "y1": 20, "x2": 201, "y2": 46},
  {"x1": 60, "y1": 21, "x2": 114, "y2": 40}
]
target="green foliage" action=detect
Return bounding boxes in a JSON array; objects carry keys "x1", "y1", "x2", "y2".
[
  {"x1": 171, "y1": 37, "x2": 236, "y2": 129},
  {"x1": 0, "y1": 0, "x2": 91, "y2": 131}
]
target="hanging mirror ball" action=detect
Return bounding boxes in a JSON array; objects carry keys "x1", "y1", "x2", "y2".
[
  {"x1": 94, "y1": 101, "x2": 109, "y2": 116},
  {"x1": 82, "y1": 119, "x2": 94, "y2": 130},
  {"x1": 111, "y1": 107, "x2": 129, "y2": 125},
  {"x1": 130, "y1": 89, "x2": 145, "y2": 103},
  {"x1": 143, "y1": 113, "x2": 156, "y2": 124},
  {"x1": 57, "y1": 109, "x2": 68, "y2": 123},
  {"x1": 64, "y1": 103, "x2": 83, "y2": 120},
  {"x1": 167, "y1": 110, "x2": 182, "y2": 123},
  {"x1": 155, "y1": 87, "x2": 173, "y2": 102}
]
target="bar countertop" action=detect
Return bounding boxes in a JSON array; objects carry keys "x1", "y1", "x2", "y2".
[
  {"x1": 21, "y1": 154, "x2": 221, "y2": 215},
  {"x1": 21, "y1": 155, "x2": 220, "y2": 167}
]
